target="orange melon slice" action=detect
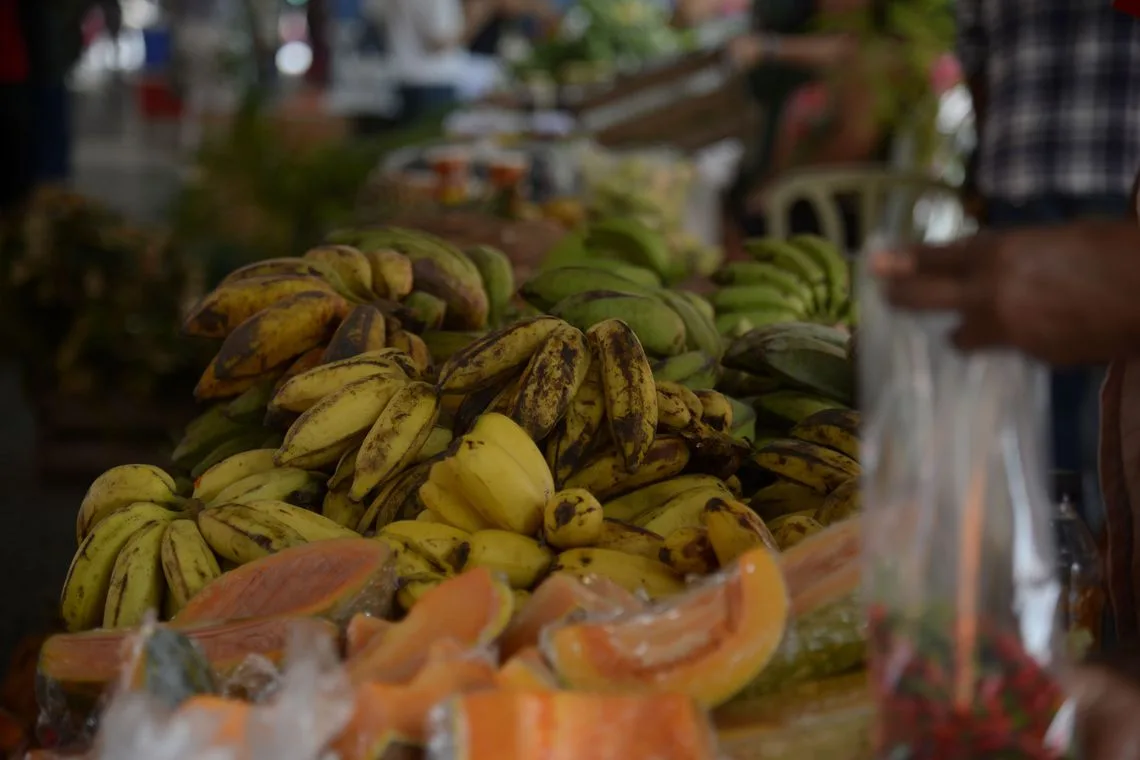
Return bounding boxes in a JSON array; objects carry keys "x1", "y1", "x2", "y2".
[
  {"x1": 347, "y1": 568, "x2": 513, "y2": 685},
  {"x1": 543, "y1": 546, "x2": 789, "y2": 707}
]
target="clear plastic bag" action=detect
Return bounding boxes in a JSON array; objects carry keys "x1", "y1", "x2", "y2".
[{"x1": 858, "y1": 234, "x2": 1075, "y2": 758}]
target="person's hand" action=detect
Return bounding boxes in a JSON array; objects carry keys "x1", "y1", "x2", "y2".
[
  {"x1": 870, "y1": 221, "x2": 1140, "y2": 366},
  {"x1": 1067, "y1": 665, "x2": 1140, "y2": 759},
  {"x1": 726, "y1": 34, "x2": 766, "y2": 68}
]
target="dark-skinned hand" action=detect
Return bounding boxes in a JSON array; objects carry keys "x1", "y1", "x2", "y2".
[
  {"x1": 870, "y1": 221, "x2": 1140, "y2": 366},
  {"x1": 1067, "y1": 665, "x2": 1140, "y2": 760}
]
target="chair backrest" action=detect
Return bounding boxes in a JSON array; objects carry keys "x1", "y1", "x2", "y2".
[{"x1": 762, "y1": 165, "x2": 963, "y2": 251}]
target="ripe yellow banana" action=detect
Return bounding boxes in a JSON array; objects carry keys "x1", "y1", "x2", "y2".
[
  {"x1": 61, "y1": 502, "x2": 179, "y2": 631},
  {"x1": 654, "y1": 381, "x2": 701, "y2": 431},
  {"x1": 276, "y1": 373, "x2": 410, "y2": 468},
  {"x1": 751, "y1": 479, "x2": 829, "y2": 521},
  {"x1": 376, "y1": 534, "x2": 448, "y2": 576},
  {"x1": 322, "y1": 485, "x2": 368, "y2": 530},
  {"x1": 463, "y1": 530, "x2": 554, "y2": 589},
  {"x1": 563, "y1": 436, "x2": 690, "y2": 501},
  {"x1": 417, "y1": 509, "x2": 440, "y2": 522},
  {"x1": 321, "y1": 303, "x2": 388, "y2": 363},
  {"x1": 284, "y1": 437, "x2": 363, "y2": 472},
  {"x1": 303, "y1": 244, "x2": 375, "y2": 301},
  {"x1": 356, "y1": 461, "x2": 433, "y2": 533},
  {"x1": 241, "y1": 499, "x2": 358, "y2": 541},
  {"x1": 601, "y1": 474, "x2": 728, "y2": 523},
  {"x1": 789, "y1": 408, "x2": 860, "y2": 462},
  {"x1": 416, "y1": 426, "x2": 454, "y2": 463},
  {"x1": 450, "y1": 439, "x2": 547, "y2": 535},
  {"x1": 467, "y1": 413, "x2": 555, "y2": 500},
  {"x1": 586, "y1": 319, "x2": 658, "y2": 470},
  {"x1": 182, "y1": 274, "x2": 333, "y2": 339},
  {"x1": 380, "y1": 520, "x2": 471, "y2": 572},
  {"x1": 388, "y1": 330, "x2": 432, "y2": 377},
  {"x1": 192, "y1": 449, "x2": 279, "y2": 504},
  {"x1": 768, "y1": 513, "x2": 825, "y2": 549},
  {"x1": 196, "y1": 504, "x2": 308, "y2": 565},
  {"x1": 486, "y1": 373, "x2": 524, "y2": 418},
  {"x1": 544, "y1": 489, "x2": 604, "y2": 549},
  {"x1": 437, "y1": 316, "x2": 564, "y2": 394},
  {"x1": 76, "y1": 464, "x2": 180, "y2": 544},
  {"x1": 198, "y1": 291, "x2": 349, "y2": 387},
  {"x1": 418, "y1": 459, "x2": 494, "y2": 533},
  {"x1": 816, "y1": 477, "x2": 861, "y2": 525},
  {"x1": 701, "y1": 497, "x2": 778, "y2": 566},
  {"x1": 636, "y1": 486, "x2": 727, "y2": 537},
  {"x1": 545, "y1": 360, "x2": 606, "y2": 487},
  {"x1": 552, "y1": 548, "x2": 683, "y2": 598},
  {"x1": 103, "y1": 521, "x2": 168, "y2": 629},
  {"x1": 206, "y1": 467, "x2": 324, "y2": 509},
  {"x1": 364, "y1": 249, "x2": 414, "y2": 300},
  {"x1": 220, "y1": 256, "x2": 329, "y2": 285},
  {"x1": 594, "y1": 519, "x2": 665, "y2": 560},
  {"x1": 693, "y1": 390, "x2": 733, "y2": 432},
  {"x1": 160, "y1": 519, "x2": 222, "y2": 616},
  {"x1": 328, "y1": 445, "x2": 360, "y2": 491},
  {"x1": 396, "y1": 574, "x2": 447, "y2": 611},
  {"x1": 272, "y1": 351, "x2": 409, "y2": 414},
  {"x1": 752, "y1": 439, "x2": 860, "y2": 494},
  {"x1": 351, "y1": 381, "x2": 440, "y2": 500},
  {"x1": 659, "y1": 526, "x2": 719, "y2": 576},
  {"x1": 511, "y1": 323, "x2": 591, "y2": 440}
]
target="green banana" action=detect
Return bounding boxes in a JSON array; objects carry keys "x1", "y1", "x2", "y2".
[
  {"x1": 584, "y1": 217, "x2": 676, "y2": 282},
  {"x1": 789, "y1": 235, "x2": 849, "y2": 317},
  {"x1": 190, "y1": 430, "x2": 275, "y2": 480},
  {"x1": 677, "y1": 291, "x2": 715, "y2": 322},
  {"x1": 744, "y1": 238, "x2": 828, "y2": 310},
  {"x1": 464, "y1": 245, "x2": 515, "y2": 327},
  {"x1": 172, "y1": 408, "x2": 255, "y2": 471},
  {"x1": 569, "y1": 258, "x2": 663, "y2": 288},
  {"x1": 711, "y1": 261, "x2": 818, "y2": 299},
  {"x1": 740, "y1": 334, "x2": 855, "y2": 405},
  {"x1": 650, "y1": 350, "x2": 720, "y2": 390},
  {"x1": 710, "y1": 284, "x2": 809, "y2": 316},
  {"x1": 420, "y1": 330, "x2": 485, "y2": 363},
  {"x1": 715, "y1": 308, "x2": 802, "y2": 337},
  {"x1": 519, "y1": 267, "x2": 653, "y2": 312},
  {"x1": 754, "y1": 391, "x2": 848, "y2": 429},
  {"x1": 655, "y1": 289, "x2": 724, "y2": 359},
  {"x1": 723, "y1": 323, "x2": 851, "y2": 372},
  {"x1": 716, "y1": 368, "x2": 782, "y2": 396},
  {"x1": 727, "y1": 397, "x2": 757, "y2": 442},
  {"x1": 550, "y1": 291, "x2": 686, "y2": 357},
  {"x1": 403, "y1": 291, "x2": 449, "y2": 331},
  {"x1": 223, "y1": 379, "x2": 278, "y2": 423}
]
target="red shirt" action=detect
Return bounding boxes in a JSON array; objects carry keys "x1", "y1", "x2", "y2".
[{"x1": 0, "y1": 0, "x2": 29, "y2": 83}]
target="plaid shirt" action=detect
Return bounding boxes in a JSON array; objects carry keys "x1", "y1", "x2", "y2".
[{"x1": 958, "y1": 0, "x2": 1140, "y2": 203}]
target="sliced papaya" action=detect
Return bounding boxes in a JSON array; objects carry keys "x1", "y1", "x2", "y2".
[
  {"x1": 780, "y1": 516, "x2": 861, "y2": 615},
  {"x1": 439, "y1": 690, "x2": 719, "y2": 760},
  {"x1": 346, "y1": 614, "x2": 394, "y2": 659},
  {"x1": 334, "y1": 639, "x2": 498, "y2": 758},
  {"x1": 498, "y1": 573, "x2": 644, "y2": 660},
  {"x1": 347, "y1": 568, "x2": 513, "y2": 685},
  {"x1": 496, "y1": 647, "x2": 560, "y2": 691},
  {"x1": 175, "y1": 695, "x2": 252, "y2": 751},
  {"x1": 544, "y1": 546, "x2": 789, "y2": 707},
  {"x1": 174, "y1": 538, "x2": 395, "y2": 625}
]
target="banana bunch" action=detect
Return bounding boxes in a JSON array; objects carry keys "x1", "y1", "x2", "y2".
[
  {"x1": 710, "y1": 235, "x2": 853, "y2": 337},
  {"x1": 61, "y1": 460, "x2": 353, "y2": 632}
]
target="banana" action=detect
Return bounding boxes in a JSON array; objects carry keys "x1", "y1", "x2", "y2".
[
  {"x1": 351, "y1": 381, "x2": 440, "y2": 500},
  {"x1": 403, "y1": 291, "x2": 448, "y2": 331},
  {"x1": 650, "y1": 350, "x2": 719, "y2": 388},
  {"x1": 723, "y1": 326, "x2": 854, "y2": 404},
  {"x1": 543, "y1": 489, "x2": 604, "y2": 549},
  {"x1": 396, "y1": 575, "x2": 448, "y2": 611},
  {"x1": 711, "y1": 261, "x2": 817, "y2": 300},
  {"x1": 274, "y1": 346, "x2": 327, "y2": 391},
  {"x1": 160, "y1": 519, "x2": 222, "y2": 616},
  {"x1": 321, "y1": 304, "x2": 388, "y2": 363},
  {"x1": 450, "y1": 438, "x2": 547, "y2": 535},
  {"x1": 437, "y1": 316, "x2": 564, "y2": 394},
  {"x1": 727, "y1": 322, "x2": 850, "y2": 357},
  {"x1": 376, "y1": 232, "x2": 488, "y2": 329},
  {"x1": 550, "y1": 291, "x2": 687, "y2": 358},
  {"x1": 511, "y1": 323, "x2": 591, "y2": 440},
  {"x1": 755, "y1": 391, "x2": 847, "y2": 429},
  {"x1": 816, "y1": 478, "x2": 861, "y2": 525},
  {"x1": 61, "y1": 502, "x2": 179, "y2": 631},
  {"x1": 701, "y1": 497, "x2": 778, "y2": 566},
  {"x1": 659, "y1": 527, "x2": 718, "y2": 576},
  {"x1": 654, "y1": 381, "x2": 702, "y2": 432},
  {"x1": 654, "y1": 289, "x2": 724, "y2": 359},
  {"x1": 188, "y1": 431, "x2": 270, "y2": 481},
  {"x1": 519, "y1": 267, "x2": 653, "y2": 312},
  {"x1": 594, "y1": 519, "x2": 665, "y2": 560},
  {"x1": 417, "y1": 510, "x2": 440, "y2": 523},
  {"x1": 380, "y1": 521, "x2": 471, "y2": 572},
  {"x1": 587, "y1": 319, "x2": 658, "y2": 470},
  {"x1": 357, "y1": 461, "x2": 433, "y2": 532},
  {"x1": 373, "y1": 534, "x2": 447, "y2": 578},
  {"x1": 271, "y1": 350, "x2": 410, "y2": 413},
  {"x1": 677, "y1": 290, "x2": 715, "y2": 322},
  {"x1": 223, "y1": 378, "x2": 279, "y2": 423},
  {"x1": 472, "y1": 413, "x2": 555, "y2": 496},
  {"x1": 552, "y1": 548, "x2": 683, "y2": 598},
  {"x1": 174, "y1": 405, "x2": 255, "y2": 464},
  {"x1": 636, "y1": 486, "x2": 727, "y2": 537},
  {"x1": 322, "y1": 485, "x2": 369, "y2": 530},
  {"x1": 689, "y1": 390, "x2": 729, "y2": 433},
  {"x1": 276, "y1": 373, "x2": 409, "y2": 468},
  {"x1": 727, "y1": 396, "x2": 757, "y2": 442},
  {"x1": 303, "y1": 245, "x2": 375, "y2": 302},
  {"x1": 464, "y1": 245, "x2": 514, "y2": 327},
  {"x1": 460, "y1": 530, "x2": 554, "y2": 588},
  {"x1": 284, "y1": 436, "x2": 363, "y2": 472},
  {"x1": 602, "y1": 474, "x2": 728, "y2": 523},
  {"x1": 207, "y1": 467, "x2": 325, "y2": 509},
  {"x1": 744, "y1": 238, "x2": 828, "y2": 309},
  {"x1": 328, "y1": 445, "x2": 360, "y2": 492},
  {"x1": 715, "y1": 309, "x2": 802, "y2": 337},
  {"x1": 220, "y1": 257, "x2": 329, "y2": 285},
  {"x1": 573, "y1": 259, "x2": 664, "y2": 287},
  {"x1": 564, "y1": 436, "x2": 689, "y2": 502},
  {"x1": 242, "y1": 499, "x2": 358, "y2": 541},
  {"x1": 77, "y1": 464, "x2": 180, "y2": 544},
  {"x1": 789, "y1": 408, "x2": 860, "y2": 461},
  {"x1": 752, "y1": 439, "x2": 860, "y2": 494},
  {"x1": 768, "y1": 513, "x2": 826, "y2": 549},
  {"x1": 199, "y1": 291, "x2": 350, "y2": 386},
  {"x1": 584, "y1": 217, "x2": 675, "y2": 282},
  {"x1": 363, "y1": 248, "x2": 414, "y2": 300},
  {"x1": 545, "y1": 360, "x2": 606, "y2": 487},
  {"x1": 182, "y1": 275, "x2": 333, "y2": 339},
  {"x1": 418, "y1": 458, "x2": 494, "y2": 533},
  {"x1": 193, "y1": 448, "x2": 279, "y2": 503},
  {"x1": 420, "y1": 426, "x2": 456, "y2": 462},
  {"x1": 421, "y1": 330, "x2": 484, "y2": 364},
  {"x1": 387, "y1": 329, "x2": 432, "y2": 377},
  {"x1": 750, "y1": 479, "x2": 829, "y2": 521},
  {"x1": 103, "y1": 521, "x2": 168, "y2": 629},
  {"x1": 789, "y1": 235, "x2": 849, "y2": 317},
  {"x1": 710, "y1": 284, "x2": 810, "y2": 317},
  {"x1": 197, "y1": 504, "x2": 308, "y2": 565}
]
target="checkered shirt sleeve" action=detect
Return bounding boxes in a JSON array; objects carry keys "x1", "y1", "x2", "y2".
[{"x1": 971, "y1": 1, "x2": 1140, "y2": 203}]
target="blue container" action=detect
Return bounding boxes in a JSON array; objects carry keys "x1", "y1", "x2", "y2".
[{"x1": 142, "y1": 27, "x2": 173, "y2": 71}]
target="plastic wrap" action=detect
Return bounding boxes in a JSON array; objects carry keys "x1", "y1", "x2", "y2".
[{"x1": 859, "y1": 234, "x2": 1074, "y2": 758}]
